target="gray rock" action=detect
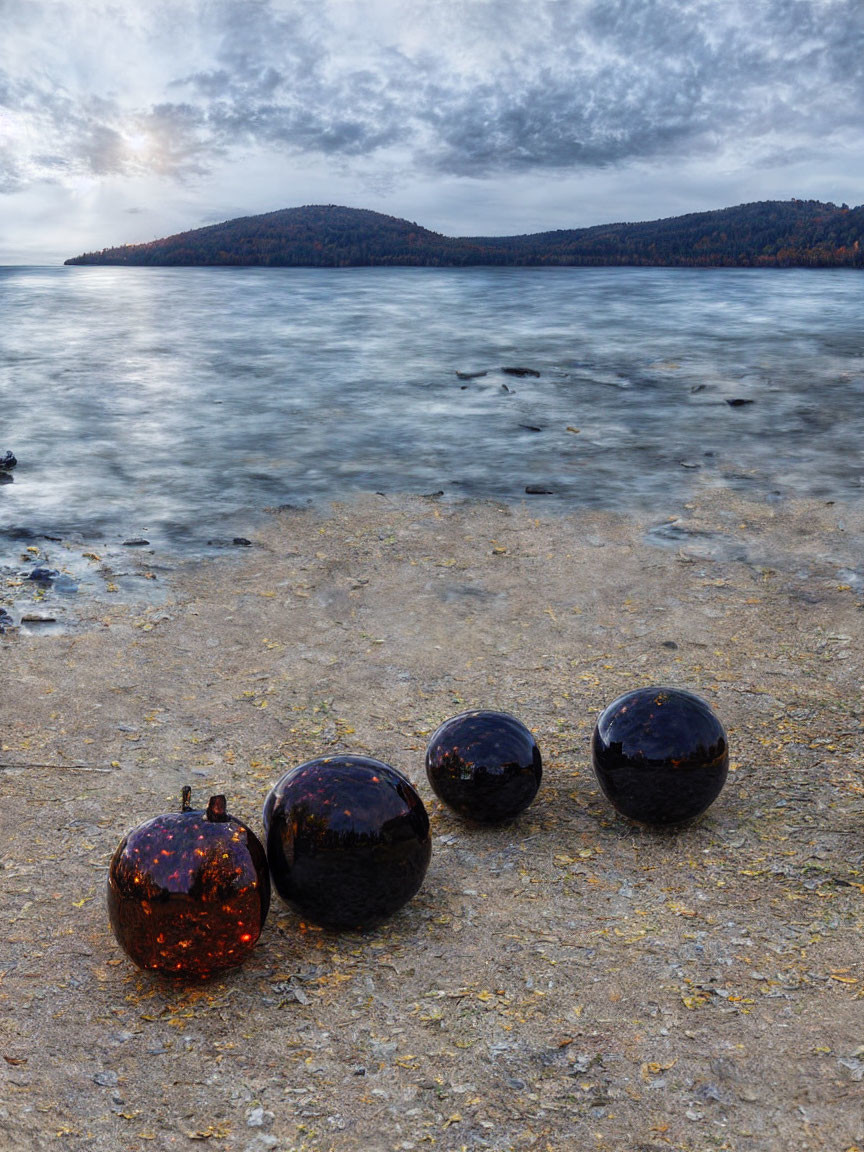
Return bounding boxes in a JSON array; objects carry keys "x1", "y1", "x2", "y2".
[
  {"x1": 246, "y1": 1107, "x2": 275, "y2": 1128},
  {"x1": 27, "y1": 567, "x2": 59, "y2": 584},
  {"x1": 244, "y1": 1137, "x2": 280, "y2": 1152}
]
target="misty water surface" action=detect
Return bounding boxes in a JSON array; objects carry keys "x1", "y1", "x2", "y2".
[{"x1": 2, "y1": 264, "x2": 863, "y2": 550}]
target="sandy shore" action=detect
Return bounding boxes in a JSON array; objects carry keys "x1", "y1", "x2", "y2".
[{"x1": 2, "y1": 489, "x2": 863, "y2": 1152}]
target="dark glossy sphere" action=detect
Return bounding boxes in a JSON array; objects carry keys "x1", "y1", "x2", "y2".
[
  {"x1": 591, "y1": 687, "x2": 728, "y2": 826},
  {"x1": 263, "y1": 755, "x2": 432, "y2": 929},
  {"x1": 425, "y1": 710, "x2": 542, "y2": 823},
  {"x1": 107, "y1": 789, "x2": 270, "y2": 977}
]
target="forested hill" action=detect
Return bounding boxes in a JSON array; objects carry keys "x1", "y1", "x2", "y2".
[{"x1": 65, "y1": 200, "x2": 864, "y2": 268}]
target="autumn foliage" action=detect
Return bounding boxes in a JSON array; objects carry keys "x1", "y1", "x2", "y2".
[{"x1": 65, "y1": 200, "x2": 864, "y2": 268}]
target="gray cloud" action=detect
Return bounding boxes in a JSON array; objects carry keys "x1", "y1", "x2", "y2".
[
  {"x1": 79, "y1": 123, "x2": 127, "y2": 176},
  {"x1": 416, "y1": 0, "x2": 864, "y2": 175},
  {"x1": 170, "y1": 0, "x2": 864, "y2": 178},
  {"x1": 168, "y1": 1, "x2": 412, "y2": 160},
  {"x1": 0, "y1": 146, "x2": 22, "y2": 193},
  {"x1": 1, "y1": 0, "x2": 863, "y2": 195}
]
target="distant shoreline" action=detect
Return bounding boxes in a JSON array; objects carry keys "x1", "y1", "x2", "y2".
[
  {"x1": 56, "y1": 261, "x2": 864, "y2": 272},
  {"x1": 63, "y1": 199, "x2": 864, "y2": 268}
]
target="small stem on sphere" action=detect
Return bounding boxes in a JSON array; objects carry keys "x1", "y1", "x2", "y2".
[{"x1": 206, "y1": 794, "x2": 228, "y2": 823}]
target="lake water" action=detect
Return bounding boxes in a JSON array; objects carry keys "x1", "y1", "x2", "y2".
[{"x1": 2, "y1": 264, "x2": 864, "y2": 552}]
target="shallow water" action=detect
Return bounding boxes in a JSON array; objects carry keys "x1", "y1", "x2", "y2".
[{"x1": 2, "y1": 264, "x2": 864, "y2": 552}]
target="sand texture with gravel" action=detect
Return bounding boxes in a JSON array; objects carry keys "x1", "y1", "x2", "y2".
[{"x1": 2, "y1": 490, "x2": 863, "y2": 1152}]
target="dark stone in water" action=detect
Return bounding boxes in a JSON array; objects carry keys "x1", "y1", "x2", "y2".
[
  {"x1": 502, "y1": 367, "x2": 541, "y2": 377},
  {"x1": 0, "y1": 451, "x2": 16, "y2": 471},
  {"x1": 591, "y1": 686, "x2": 728, "y2": 826},
  {"x1": 122, "y1": 539, "x2": 150, "y2": 547},
  {"x1": 232, "y1": 537, "x2": 252, "y2": 547},
  {"x1": 519, "y1": 425, "x2": 543, "y2": 432},
  {"x1": 456, "y1": 370, "x2": 487, "y2": 380},
  {"x1": 0, "y1": 608, "x2": 15, "y2": 632},
  {"x1": 263, "y1": 755, "x2": 432, "y2": 928},
  {"x1": 27, "y1": 567, "x2": 59, "y2": 584},
  {"x1": 726, "y1": 398, "x2": 754, "y2": 407},
  {"x1": 525, "y1": 485, "x2": 555, "y2": 494},
  {"x1": 0, "y1": 474, "x2": 12, "y2": 485},
  {"x1": 425, "y1": 709, "x2": 542, "y2": 823}
]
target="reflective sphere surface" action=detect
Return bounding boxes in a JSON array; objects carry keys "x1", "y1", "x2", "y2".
[
  {"x1": 107, "y1": 788, "x2": 270, "y2": 977},
  {"x1": 425, "y1": 710, "x2": 542, "y2": 822},
  {"x1": 591, "y1": 687, "x2": 728, "y2": 825},
  {"x1": 263, "y1": 755, "x2": 432, "y2": 929}
]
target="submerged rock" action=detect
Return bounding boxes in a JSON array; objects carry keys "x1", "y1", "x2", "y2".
[
  {"x1": 502, "y1": 367, "x2": 541, "y2": 378},
  {"x1": 525, "y1": 484, "x2": 555, "y2": 495},
  {"x1": 0, "y1": 451, "x2": 16, "y2": 471},
  {"x1": 27, "y1": 567, "x2": 59, "y2": 584},
  {"x1": 456, "y1": 370, "x2": 487, "y2": 380},
  {"x1": 726, "y1": 398, "x2": 754, "y2": 407}
]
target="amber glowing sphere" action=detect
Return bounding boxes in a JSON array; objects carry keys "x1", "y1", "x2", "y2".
[
  {"x1": 425, "y1": 710, "x2": 542, "y2": 823},
  {"x1": 107, "y1": 788, "x2": 270, "y2": 977},
  {"x1": 591, "y1": 687, "x2": 728, "y2": 826},
  {"x1": 263, "y1": 755, "x2": 432, "y2": 929}
]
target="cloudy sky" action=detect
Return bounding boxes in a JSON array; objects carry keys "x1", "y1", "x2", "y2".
[{"x1": 1, "y1": 0, "x2": 862, "y2": 262}]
